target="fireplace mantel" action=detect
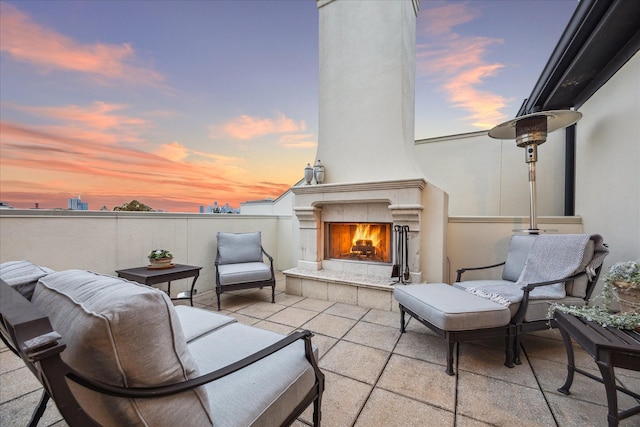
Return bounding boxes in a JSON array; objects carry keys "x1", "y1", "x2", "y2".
[{"x1": 291, "y1": 178, "x2": 426, "y2": 196}]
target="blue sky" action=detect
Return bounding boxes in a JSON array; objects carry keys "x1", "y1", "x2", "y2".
[{"x1": 0, "y1": 0, "x2": 578, "y2": 211}]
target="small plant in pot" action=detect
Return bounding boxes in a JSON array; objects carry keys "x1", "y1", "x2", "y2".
[
  {"x1": 602, "y1": 260, "x2": 640, "y2": 313},
  {"x1": 148, "y1": 249, "x2": 174, "y2": 269},
  {"x1": 550, "y1": 260, "x2": 640, "y2": 330}
]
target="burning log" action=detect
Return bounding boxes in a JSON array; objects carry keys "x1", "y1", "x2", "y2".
[{"x1": 351, "y1": 239, "x2": 376, "y2": 257}]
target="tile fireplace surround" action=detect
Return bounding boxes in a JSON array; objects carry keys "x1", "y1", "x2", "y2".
[{"x1": 284, "y1": 178, "x2": 448, "y2": 311}]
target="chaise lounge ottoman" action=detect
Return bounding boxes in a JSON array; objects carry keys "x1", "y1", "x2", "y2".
[{"x1": 394, "y1": 283, "x2": 512, "y2": 375}]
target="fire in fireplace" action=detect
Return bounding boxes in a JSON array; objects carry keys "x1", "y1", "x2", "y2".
[{"x1": 325, "y1": 223, "x2": 391, "y2": 263}]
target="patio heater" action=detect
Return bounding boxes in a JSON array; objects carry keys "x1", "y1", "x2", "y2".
[{"x1": 488, "y1": 110, "x2": 582, "y2": 235}]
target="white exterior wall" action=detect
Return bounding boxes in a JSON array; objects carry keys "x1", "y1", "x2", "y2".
[
  {"x1": 0, "y1": 211, "x2": 283, "y2": 295},
  {"x1": 575, "y1": 52, "x2": 640, "y2": 265},
  {"x1": 414, "y1": 130, "x2": 567, "y2": 217}
]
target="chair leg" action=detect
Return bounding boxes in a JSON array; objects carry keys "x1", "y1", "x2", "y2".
[
  {"x1": 399, "y1": 307, "x2": 406, "y2": 333},
  {"x1": 504, "y1": 325, "x2": 515, "y2": 368},
  {"x1": 513, "y1": 332, "x2": 522, "y2": 365},
  {"x1": 216, "y1": 288, "x2": 222, "y2": 311},
  {"x1": 313, "y1": 392, "x2": 322, "y2": 426},
  {"x1": 445, "y1": 334, "x2": 455, "y2": 376},
  {"x1": 271, "y1": 284, "x2": 275, "y2": 303}
]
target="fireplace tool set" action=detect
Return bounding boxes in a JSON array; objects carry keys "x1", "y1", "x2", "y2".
[{"x1": 391, "y1": 225, "x2": 410, "y2": 284}]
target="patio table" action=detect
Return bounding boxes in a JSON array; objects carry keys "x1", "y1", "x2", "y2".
[
  {"x1": 116, "y1": 264, "x2": 202, "y2": 306},
  {"x1": 554, "y1": 310, "x2": 640, "y2": 426}
]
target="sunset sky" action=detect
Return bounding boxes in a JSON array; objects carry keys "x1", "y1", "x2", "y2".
[{"x1": 0, "y1": 0, "x2": 578, "y2": 212}]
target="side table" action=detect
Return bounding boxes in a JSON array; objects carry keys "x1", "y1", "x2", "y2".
[
  {"x1": 554, "y1": 310, "x2": 640, "y2": 426},
  {"x1": 116, "y1": 264, "x2": 203, "y2": 306}
]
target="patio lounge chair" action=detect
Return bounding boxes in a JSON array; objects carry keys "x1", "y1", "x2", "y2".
[
  {"x1": 454, "y1": 233, "x2": 608, "y2": 364},
  {"x1": 215, "y1": 231, "x2": 276, "y2": 311},
  {"x1": 395, "y1": 234, "x2": 607, "y2": 374},
  {"x1": 0, "y1": 267, "x2": 324, "y2": 426}
]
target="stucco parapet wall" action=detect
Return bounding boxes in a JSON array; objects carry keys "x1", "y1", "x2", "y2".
[
  {"x1": 316, "y1": 0, "x2": 419, "y2": 16},
  {"x1": 0, "y1": 210, "x2": 289, "y2": 220},
  {"x1": 448, "y1": 216, "x2": 583, "y2": 224},
  {"x1": 283, "y1": 267, "x2": 395, "y2": 291}
]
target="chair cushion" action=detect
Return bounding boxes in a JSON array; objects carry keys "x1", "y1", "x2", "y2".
[
  {"x1": 188, "y1": 323, "x2": 317, "y2": 427},
  {"x1": 217, "y1": 262, "x2": 272, "y2": 286},
  {"x1": 32, "y1": 270, "x2": 213, "y2": 426},
  {"x1": 0, "y1": 260, "x2": 54, "y2": 300},
  {"x1": 174, "y1": 305, "x2": 237, "y2": 343},
  {"x1": 502, "y1": 235, "x2": 537, "y2": 282},
  {"x1": 394, "y1": 284, "x2": 511, "y2": 331},
  {"x1": 217, "y1": 231, "x2": 263, "y2": 265},
  {"x1": 509, "y1": 296, "x2": 587, "y2": 322}
]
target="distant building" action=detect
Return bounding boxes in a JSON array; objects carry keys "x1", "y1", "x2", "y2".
[
  {"x1": 0, "y1": 201, "x2": 15, "y2": 209},
  {"x1": 199, "y1": 201, "x2": 238, "y2": 214},
  {"x1": 68, "y1": 195, "x2": 88, "y2": 210}
]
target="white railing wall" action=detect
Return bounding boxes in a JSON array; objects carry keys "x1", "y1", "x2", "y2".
[
  {"x1": 2, "y1": 210, "x2": 585, "y2": 296},
  {"x1": 0, "y1": 210, "x2": 290, "y2": 295}
]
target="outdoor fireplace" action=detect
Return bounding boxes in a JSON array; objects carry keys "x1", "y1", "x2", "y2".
[
  {"x1": 284, "y1": 0, "x2": 448, "y2": 309},
  {"x1": 325, "y1": 222, "x2": 391, "y2": 263}
]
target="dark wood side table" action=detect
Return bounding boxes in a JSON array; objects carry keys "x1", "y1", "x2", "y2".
[
  {"x1": 116, "y1": 264, "x2": 202, "y2": 306},
  {"x1": 554, "y1": 310, "x2": 640, "y2": 427}
]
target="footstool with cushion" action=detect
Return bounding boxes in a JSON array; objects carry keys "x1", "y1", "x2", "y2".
[{"x1": 394, "y1": 283, "x2": 513, "y2": 375}]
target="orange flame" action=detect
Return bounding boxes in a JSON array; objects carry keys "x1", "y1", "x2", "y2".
[{"x1": 351, "y1": 224, "x2": 382, "y2": 248}]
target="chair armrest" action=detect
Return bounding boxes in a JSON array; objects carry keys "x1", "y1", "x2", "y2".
[
  {"x1": 511, "y1": 271, "x2": 587, "y2": 325},
  {"x1": 520, "y1": 271, "x2": 586, "y2": 292},
  {"x1": 261, "y1": 246, "x2": 274, "y2": 263},
  {"x1": 456, "y1": 261, "x2": 505, "y2": 282},
  {"x1": 1, "y1": 280, "x2": 102, "y2": 427},
  {"x1": 67, "y1": 330, "x2": 320, "y2": 399}
]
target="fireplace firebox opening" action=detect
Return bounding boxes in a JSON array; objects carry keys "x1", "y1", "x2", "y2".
[{"x1": 325, "y1": 222, "x2": 391, "y2": 263}]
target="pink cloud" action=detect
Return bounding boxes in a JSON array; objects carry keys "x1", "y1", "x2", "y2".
[
  {"x1": 0, "y1": 113, "x2": 297, "y2": 211},
  {"x1": 420, "y1": 3, "x2": 479, "y2": 36},
  {"x1": 155, "y1": 141, "x2": 245, "y2": 166},
  {"x1": 155, "y1": 141, "x2": 191, "y2": 161},
  {"x1": 278, "y1": 134, "x2": 317, "y2": 148},
  {"x1": 444, "y1": 64, "x2": 509, "y2": 128},
  {"x1": 417, "y1": 3, "x2": 509, "y2": 128},
  {"x1": 18, "y1": 102, "x2": 149, "y2": 132},
  {"x1": 221, "y1": 113, "x2": 306, "y2": 140},
  {"x1": 0, "y1": 2, "x2": 163, "y2": 85}
]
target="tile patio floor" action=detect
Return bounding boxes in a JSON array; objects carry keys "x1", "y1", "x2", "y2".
[{"x1": 1, "y1": 272, "x2": 638, "y2": 426}]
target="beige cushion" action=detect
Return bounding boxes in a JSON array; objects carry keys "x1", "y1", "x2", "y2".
[
  {"x1": 174, "y1": 305, "x2": 237, "y2": 343},
  {"x1": 394, "y1": 284, "x2": 511, "y2": 331},
  {"x1": 217, "y1": 231, "x2": 263, "y2": 265},
  {"x1": 188, "y1": 323, "x2": 317, "y2": 427},
  {"x1": 508, "y1": 297, "x2": 587, "y2": 321},
  {"x1": 217, "y1": 262, "x2": 272, "y2": 286},
  {"x1": 0, "y1": 260, "x2": 54, "y2": 300},
  {"x1": 32, "y1": 270, "x2": 213, "y2": 426}
]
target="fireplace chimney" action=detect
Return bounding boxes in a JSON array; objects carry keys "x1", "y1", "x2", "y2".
[{"x1": 315, "y1": 0, "x2": 423, "y2": 184}]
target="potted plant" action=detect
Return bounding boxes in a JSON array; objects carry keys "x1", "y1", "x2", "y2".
[
  {"x1": 602, "y1": 260, "x2": 640, "y2": 313},
  {"x1": 550, "y1": 260, "x2": 640, "y2": 330},
  {"x1": 148, "y1": 249, "x2": 174, "y2": 269}
]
